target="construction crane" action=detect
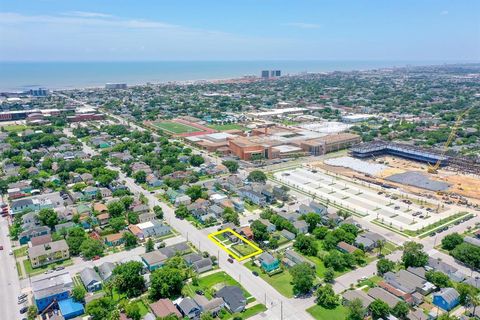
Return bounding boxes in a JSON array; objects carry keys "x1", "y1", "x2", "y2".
[{"x1": 427, "y1": 106, "x2": 474, "y2": 174}]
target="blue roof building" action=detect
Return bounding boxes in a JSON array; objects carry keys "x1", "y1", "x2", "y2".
[
  {"x1": 58, "y1": 298, "x2": 84, "y2": 319},
  {"x1": 433, "y1": 288, "x2": 460, "y2": 311}
]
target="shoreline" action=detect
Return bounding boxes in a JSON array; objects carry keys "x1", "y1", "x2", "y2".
[{"x1": 1, "y1": 60, "x2": 478, "y2": 93}]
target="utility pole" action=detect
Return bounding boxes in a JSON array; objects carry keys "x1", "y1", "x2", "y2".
[{"x1": 281, "y1": 301, "x2": 283, "y2": 320}]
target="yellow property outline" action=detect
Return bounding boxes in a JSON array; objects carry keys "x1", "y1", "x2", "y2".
[{"x1": 208, "y1": 228, "x2": 263, "y2": 261}]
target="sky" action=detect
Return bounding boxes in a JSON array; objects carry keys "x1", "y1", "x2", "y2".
[{"x1": 0, "y1": 0, "x2": 479, "y2": 62}]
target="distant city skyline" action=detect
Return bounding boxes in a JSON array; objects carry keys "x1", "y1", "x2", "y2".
[{"x1": 0, "y1": 0, "x2": 479, "y2": 62}]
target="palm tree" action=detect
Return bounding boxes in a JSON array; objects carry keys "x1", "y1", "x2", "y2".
[{"x1": 376, "y1": 240, "x2": 386, "y2": 257}]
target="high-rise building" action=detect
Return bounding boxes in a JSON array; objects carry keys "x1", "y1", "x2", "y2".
[
  {"x1": 261, "y1": 70, "x2": 270, "y2": 79},
  {"x1": 28, "y1": 88, "x2": 48, "y2": 97},
  {"x1": 260, "y1": 70, "x2": 281, "y2": 79},
  {"x1": 105, "y1": 83, "x2": 127, "y2": 89}
]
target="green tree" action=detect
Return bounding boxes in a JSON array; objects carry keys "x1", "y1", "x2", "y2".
[
  {"x1": 66, "y1": 227, "x2": 87, "y2": 255},
  {"x1": 153, "y1": 205, "x2": 164, "y2": 219},
  {"x1": 189, "y1": 155, "x2": 205, "y2": 167},
  {"x1": 401, "y1": 241, "x2": 428, "y2": 268},
  {"x1": 315, "y1": 284, "x2": 339, "y2": 308},
  {"x1": 369, "y1": 299, "x2": 391, "y2": 320},
  {"x1": 346, "y1": 298, "x2": 366, "y2": 320},
  {"x1": 149, "y1": 267, "x2": 184, "y2": 300},
  {"x1": 303, "y1": 213, "x2": 321, "y2": 233},
  {"x1": 72, "y1": 285, "x2": 87, "y2": 302},
  {"x1": 37, "y1": 208, "x2": 59, "y2": 228},
  {"x1": 200, "y1": 313, "x2": 214, "y2": 320},
  {"x1": 222, "y1": 160, "x2": 239, "y2": 173},
  {"x1": 186, "y1": 185, "x2": 203, "y2": 201},
  {"x1": 313, "y1": 226, "x2": 329, "y2": 240},
  {"x1": 80, "y1": 238, "x2": 104, "y2": 260},
  {"x1": 457, "y1": 283, "x2": 478, "y2": 305},
  {"x1": 441, "y1": 233, "x2": 464, "y2": 250},
  {"x1": 250, "y1": 220, "x2": 268, "y2": 241},
  {"x1": 425, "y1": 270, "x2": 451, "y2": 288},
  {"x1": 268, "y1": 236, "x2": 279, "y2": 249},
  {"x1": 324, "y1": 267, "x2": 335, "y2": 283},
  {"x1": 125, "y1": 302, "x2": 141, "y2": 320},
  {"x1": 110, "y1": 216, "x2": 127, "y2": 232},
  {"x1": 392, "y1": 301, "x2": 410, "y2": 320},
  {"x1": 123, "y1": 232, "x2": 138, "y2": 248},
  {"x1": 222, "y1": 207, "x2": 239, "y2": 226},
  {"x1": 293, "y1": 234, "x2": 318, "y2": 256},
  {"x1": 133, "y1": 170, "x2": 147, "y2": 184},
  {"x1": 113, "y1": 261, "x2": 146, "y2": 298},
  {"x1": 86, "y1": 297, "x2": 115, "y2": 320},
  {"x1": 174, "y1": 204, "x2": 190, "y2": 219},
  {"x1": 146, "y1": 238, "x2": 155, "y2": 253},
  {"x1": 247, "y1": 170, "x2": 267, "y2": 183},
  {"x1": 27, "y1": 305, "x2": 38, "y2": 320},
  {"x1": 290, "y1": 262, "x2": 315, "y2": 295},
  {"x1": 107, "y1": 201, "x2": 125, "y2": 217},
  {"x1": 377, "y1": 258, "x2": 395, "y2": 275}
]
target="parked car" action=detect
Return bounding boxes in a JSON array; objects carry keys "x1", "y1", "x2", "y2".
[
  {"x1": 0, "y1": 245, "x2": 3, "y2": 250},
  {"x1": 18, "y1": 294, "x2": 27, "y2": 300},
  {"x1": 195, "y1": 290, "x2": 204, "y2": 295},
  {"x1": 56, "y1": 266, "x2": 65, "y2": 271},
  {"x1": 252, "y1": 271, "x2": 259, "y2": 276},
  {"x1": 18, "y1": 298, "x2": 26, "y2": 305},
  {"x1": 20, "y1": 307, "x2": 28, "y2": 314},
  {"x1": 227, "y1": 258, "x2": 234, "y2": 263}
]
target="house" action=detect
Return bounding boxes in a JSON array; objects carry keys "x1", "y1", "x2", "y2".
[
  {"x1": 433, "y1": 288, "x2": 460, "y2": 311},
  {"x1": 58, "y1": 298, "x2": 85, "y2": 320},
  {"x1": 363, "y1": 231, "x2": 386, "y2": 244},
  {"x1": 209, "y1": 204, "x2": 224, "y2": 218},
  {"x1": 232, "y1": 199, "x2": 244, "y2": 213},
  {"x1": 193, "y1": 258, "x2": 213, "y2": 273},
  {"x1": 96, "y1": 213, "x2": 110, "y2": 226},
  {"x1": 165, "y1": 189, "x2": 180, "y2": 203},
  {"x1": 193, "y1": 295, "x2": 224, "y2": 317},
  {"x1": 140, "y1": 251, "x2": 168, "y2": 271},
  {"x1": 463, "y1": 277, "x2": 480, "y2": 289},
  {"x1": 258, "y1": 252, "x2": 280, "y2": 272},
  {"x1": 79, "y1": 267, "x2": 102, "y2": 292},
  {"x1": 215, "y1": 286, "x2": 247, "y2": 313},
  {"x1": 342, "y1": 290, "x2": 374, "y2": 308},
  {"x1": 132, "y1": 204, "x2": 150, "y2": 215},
  {"x1": 30, "y1": 234, "x2": 53, "y2": 247},
  {"x1": 99, "y1": 187, "x2": 112, "y2": 198},
  {"x1": 19, "y1": 225, "x2": 51, "y2": 245},
  {"x1": 83, "y1": 186, "x2": 99, "y2": 199},
  {"x1": 409, "y1": 309, "x2": 428, "y2": 320},
  {"x1": 281, "y1": 229, "x2": 296, "y2": 240},
  {"x1": 355, "y1": 235, "x2": 375, "y2": 251},
  {"x1": 293, "y1": 220, "x2": 308, "y2": 234},
  {"x1": 149, "y1": 299, "x2": 182, "y2": 319},
  {"x1": 177, "y1": 297, "x2": 201, "y2": 319},
  {"x1": 134, "y1": 220, "x2": 171, "y2": 240},
  {"x1": 383, "y1": 270, "x2": 435, "y2": 295},
  {"x1": 183, "y1": 253, "x2": 203, "y2": 265},
  {"x1": 283, "y1": 249, "x2": 316, "y2": 268},
  {"x1": 239, "y1": 189, "x2": 266, "y2": 207},
  {"x1": 98, "y1": 262, "x2": 116, "y2": 281},
  {"x1": 93, "y1": 203, "x2": 108, "y2": 213},
  {"x1": 337, "y1": 241, "x2": 358, "y2": 254},
  {"x1": 146, "y1": 174, "x2": 163, "y2": 188},
  {"x1": 138, "y1": 213, "x2": 156, "y2": 223},
  {"x1": 465, "y1": 236, "x2": 480, "y2": 247},
  {"x1": 272, "y1": 186, "x2": 289, "y2": 202},
  {"x1": 104, "y1": 232, "x2": 125, "y2": 247},
  {"x1": 55, "y1": 222, "x2": 76, "y2": 233},
  {"x1": 159, "y1": 242, "x2": 191, "y2": 258},
  {"x1": 427, "y1": 257, "x2": 466, "y2": 282},
  {"x1": 32, "y1": 272, "x2": 73, "y2": 311},
  {"x1": 28, "y1": 239, "x2": 70, "y2": 268},
  {"x1": 240, "y1": 226, "x2": 253, "y2": 240},
  {"x1": 367, "y1": 287, "x2": 401, "y2": 308},
  {"x1": 175, "y1": 195, "x2": 192, "y2": 206},
  {"x1": 299, "y1": 202, "x2": 327, "y2": 215},
  {"x1": 259, "y1": 219, "x2": 276, "y2": 232}
]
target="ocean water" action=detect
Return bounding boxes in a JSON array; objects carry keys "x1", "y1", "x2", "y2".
[{"x1": 0, "y1": 60, "x2": 452, "y2": 92}]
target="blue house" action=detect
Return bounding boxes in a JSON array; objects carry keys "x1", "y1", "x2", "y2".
[
  {"x1": 58, "y1": 298, "x2": 85, "y2": 319},
  {"x1": 140, "y1": 251, "x2": 168, "y2": 271},
  {"x1": 433, "y1": 288, "x2": 460, "y2": 311},
  {"x1": 258, "y1": 252, "x2": 280, "y2": 272},
  {"x1": 32, "y1": 272, "x2": 73, "y2": 312},
  {"x1": 19, "y1": 226, "x2": 51, "y2": 245}
]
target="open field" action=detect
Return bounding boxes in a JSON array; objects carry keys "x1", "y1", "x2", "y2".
[
  {"x1": 209, "y1": 228, "x2": 262, "y2": 261},
  {"x1": 274, "y1": 166, "x2": 461, "y2": 232},
  {"x1": 307, "y1": 304, "x2": 348, "y2": 320},
  {"x1": 1, "y1": 124, "x2": 29, "y2": 132},
  {"x1": 207, "y1": 123, "x2": 246, "y2": 131},
  {"x1": 153, "y1": 121, "x2": 203, "y2": 134},
  {"x1": 246, "y1": 263, "x2": 294, "y2": 298}
]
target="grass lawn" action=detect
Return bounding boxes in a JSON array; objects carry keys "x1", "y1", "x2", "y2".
[
  {"x1": 246, "y1": 263, "x2": 294, "y2": 298},
  {"x1": 135, "y1": 299, "x2": 149, "y2": 316},
  {"x1": 23, "y1": 258, "x2": 73, "y2": 276},
  {"x1": 2, "y1": 124, "x2": 29, "y2": 132},
  {"x1": 13, "y1": 246, "x2": 28, "y2": 257},
  {"x1": 307, "y1": 305, "x2": 348, "y2": 320},
  {"x1": 154, "y1": 121, "x2": 202, "y2": 134},
  {"x1": 357, "y1": 275, "x2": 383, "y2": 288},
  {"x1": 184, "y1": 271, "x2": 254, "y2": 301},
  {"x1": 231, "y1": 243, "x2": 258, "y2": 257},
  {"x1": 224, "y1": 303, "x2": 267, "y2": 319},
  {"x1": 207, "y1": 124, "x2": 246, "y2": 131}
]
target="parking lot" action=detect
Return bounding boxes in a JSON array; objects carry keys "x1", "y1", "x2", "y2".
[{"x1": 274, "y1": 167, "x2": 458, "y2": 232}]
